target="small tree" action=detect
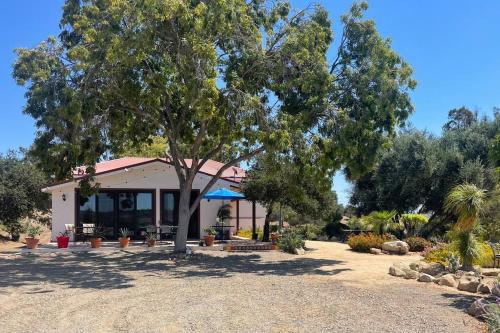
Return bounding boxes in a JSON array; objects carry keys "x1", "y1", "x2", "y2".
[
  {"x1": 361, "y1": 210, "x2": 398, "y2": 236},
  {"x1": 400, "y1": 213, "x2": 429, "y2": 237},
  {"x1": 0, "y1": 152, "x2": 48, "y2": 240}
]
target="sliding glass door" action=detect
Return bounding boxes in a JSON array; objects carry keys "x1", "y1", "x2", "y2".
[
  {"x1": 161, "y1": 190, "x2": 200, "y2": 239},
  {"x1": 77, "y1": 190, "x2": 155, "y2": 239}
]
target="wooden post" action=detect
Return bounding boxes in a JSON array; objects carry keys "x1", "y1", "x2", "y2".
[
  {"x1": 236, "y1": 200, "x2": 240, "y2": 231},
  {"x1": 252, "y1": 200, "x2": 257, "y2": 240}
]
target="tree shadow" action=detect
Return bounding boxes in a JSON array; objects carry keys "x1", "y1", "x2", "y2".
[
  {"x1": 0, "y1": 251, "x2": 349, "y2": 291},
  {"x1": 440, "y1": 292, "x2": 482, "y2": 311}
]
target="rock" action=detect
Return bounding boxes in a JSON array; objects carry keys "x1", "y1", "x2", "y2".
[
  {"x1": 483, "y1": 271, "x2": 499, "y2": 277},
  {"x1": 418, "y1": 273, "x2": 435, "y2": 283},
  {"x1": 467, "y1": 298, "x2": 488, "y2": 317},
  {"x1": 382, "y1": 241, "x2": 410, "y2": 255},
  {"x1": 420, "y1": 262, "x2": 446, "y2": 276},
  {"x1": 477, "y1": 279, "x2": 496, "y2": 294},
  {"x1": 404, "y1": 269, "x2": 419, "y2": 279},
  {"x1": 409, "y1": 261, "x2": 430, "y2": 272},
  {"x1": 492, "y1": 284, "x2": 500, "y2": 297},
  {"x1": 457, "y1": 276, "x2": 480, "y2": 293},
  {"x1": 437, "y1": 274, "x2": 459, "y2": 288},
  {"x1": 295, "y1": 247, "x2": 305, "y2": 255},
  {"x1": 370, "y1": 248, "x2": 382, "y2": 255},
  {"x1": 389, "y1": 265, "x2": 406, "y2": 277}
]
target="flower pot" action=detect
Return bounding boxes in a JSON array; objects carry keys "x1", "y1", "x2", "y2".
[
  {"x1": 271, "y1": 244, "x2": 278, "y2": 250},
  {"x1": 90, "y1": 237, "x2": 102, "y2": 248},
  {"x1": 147, "y1": 239, "x2": 156, "y2": 247},
  {"x1": 271, "y1": 233, "x2": 279, "y2": 245},
  {"x1": 56, "y1": 236, "x2": 70, "y2": 249},
  {"x1": 25, "y1": 237, "x2": 39, "y2": 249},
  {"x1": 119, "y1": 237, "x2": 130, "y2": 248},
  {"x1": 204, "y1": 235, "x2": 215, "y2": 247}
]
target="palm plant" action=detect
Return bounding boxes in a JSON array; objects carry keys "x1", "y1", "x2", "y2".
[
  {"x1": 362, "y1": 210, "x2": 399, "y2": 236},
  {"x1": 444, "y1": 183, "x2": 486, "y2": 231},
  {"x1": 400, "y1": 213, "x2": 429, "y2": 237}
]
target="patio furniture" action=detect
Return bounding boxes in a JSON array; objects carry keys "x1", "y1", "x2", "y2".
[
  {"x1": 487, "y1": 242, "x2": 500, "y2": 268},
  {"x1": 159, "y1": 225, "x2": 178, "y2": 243},
  {"x1": 140, "y1": 225, "x2": 158, "y2": 243},
  {"x1": 212, "y1": 224, "x2": 234, "y2": 242},
  {"x1": 73, "y1": 224, "x2": 95, "y2": 243}
]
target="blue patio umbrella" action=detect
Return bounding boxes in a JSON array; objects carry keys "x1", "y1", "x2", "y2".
[
  {"x1": 203, "y1": 188, "x2": 245, "y2": 242},
  {"x1": 203, "y1": 188, "x2": 245, "y2": 200}
]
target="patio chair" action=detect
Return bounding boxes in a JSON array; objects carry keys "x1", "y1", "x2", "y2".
[
  {"x1": 81, "y1": 223, "x2": 95, "y2": 243},
  {"x1": 488, "y1": 242, "x2": 500, "y2": 268}
]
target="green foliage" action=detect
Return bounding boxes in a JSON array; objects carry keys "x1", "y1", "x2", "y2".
[
  {"x1": 217, "y1": 204, "x2": 232, "y2": 222},
  {"x1": 401, "y1": 214, "x2": 429, "y2": 237},
  {"x1": 277, "y1": 229, "x2": 305, "y2": 254},
  {"x1": 447, "y1": 253, "x2": 460, "y2": 273},
  {"x1": 445, "y1": 183, "x2": 487, "y2": 231},
  {"x1": 443, "y1": 107, "x2": 477, "y2": 132},
  {"x1": 119, "y1": 227, "x2": 129, "y2": 238},
  {"x1": 361, "y1": 210, "x2": 399, "y2": 235},
  {"x1": 0, "y1": 151, "x2": 48, "y2": 239},
  {"x1": 484, "y1": 303, "x2": 500, "y2": 333},
  {"x1": 423, "y1": 244, "x2": 451, "y2": 266},
  {"x1": 114, "y1": 136, "x2": 168, "y2": 158},
  {"x1": 203, "y1": 227, "x2": 217, "y2": 236},
  {"x1": 404, "y1": 236, "x2": 431, "y2": 252},
  {"x1": 347, "y1": 233, "x2": 389, "y2": 252},
  {"x1": 424, "y1": 241, "x2": 494, "y2": 269},
  {"x1": 450, "y1": 230, "x2": 480, "y2": 270},
  {"x1": 291, "y1": 224, "x2": 321, "y2": 241},
  {"x1": 14, "y1": 0, "x2": 415, "y2": 251},
  {"x1": 25, "y1": 224, "x2": 43, "y2": 238}
]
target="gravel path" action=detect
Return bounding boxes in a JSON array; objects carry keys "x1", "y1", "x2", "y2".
[{"x1": 0, "y1": 241, "x2": 483, "y2": 333}]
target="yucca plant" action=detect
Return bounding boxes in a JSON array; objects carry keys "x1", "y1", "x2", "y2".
[
  {"x1": 450, "y1": 229, "x2": 480, "y2": 271},
  {"x1": 444, "y1": 183, "x2": 486, "y2": 231},
  {"x1": 362, "y1": 210, "x2": 399, "y2": 236}
]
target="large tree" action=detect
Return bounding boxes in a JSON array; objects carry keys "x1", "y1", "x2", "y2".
[{"x1": 14, "y1": 1, "x2": 415, "y2": 252}]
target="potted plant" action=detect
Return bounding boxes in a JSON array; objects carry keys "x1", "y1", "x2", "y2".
[
  {"x1": 118, "y1": 227, "x2": 130, "y2": 248},
  {"x1": 145, "y1": 232, "x2": 157, "y2": 247},
  {"x1": 203, "y1": 227, "x2": 217, "y2": 246},
  {"x1": 25, "y1": 224, "x2": 43, "y2": 249},
  {"x1": 56, "y1": 230, "x2": 71, "y2": 249},
  {"x1": 89, "y1": 224, "x2": 105, "y2": 248}
]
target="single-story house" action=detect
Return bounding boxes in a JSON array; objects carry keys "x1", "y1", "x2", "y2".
[{"x1": 42, "y1": 157, "x2": 266, "y2": 241}]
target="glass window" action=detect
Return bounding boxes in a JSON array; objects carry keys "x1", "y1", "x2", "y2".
[
  {"x1": 136, "y1": 193, "x2": 153, "y2": 228},
  {"x1": 97, "y1": 193, "x2": 115, "y2": 236},
  {"x1": 79, "y1": 195, "x2": 96, "y2": 224}
]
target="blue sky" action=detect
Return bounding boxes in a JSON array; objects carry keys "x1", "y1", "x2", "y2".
[{"x1": 1, "y1": 1, "x2": 499, "y2": 205}]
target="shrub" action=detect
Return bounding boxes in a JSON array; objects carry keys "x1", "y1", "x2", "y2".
[
  {"x1": 347, "y1": 233, "x2": 385, "y2": 253},
  {"x1": 484, "y1": 303, "x2": 500, "y2": 333},
  {"x1": 291, "y1": 224, "x2": 321, "y2": 241},
  {"x1": 404, "y1": 236, "x2": 431, "y2": 252},
  {"x1": 278, "y1": 229, "x2": 305, "y2": 254},
  {"x1": 424, "y1": 241, "x2": 494, "y2": 268},
  {"x1": 323, "y1": 222, "x2": 344, "y2": 239},
  {"x1": 423, "y1": 244, "x2": 452, "y2": 266},
  {"x1": 474, "y1": 242, "x2": 494, "y2": 268}
]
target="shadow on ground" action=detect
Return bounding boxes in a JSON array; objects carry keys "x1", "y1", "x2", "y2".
[
  {"x1": 440, "y1": 293, "x2": 482, "y2": 311},
  {"x1": 0, "y1": 251, "x2": 348, "y2": 290}
]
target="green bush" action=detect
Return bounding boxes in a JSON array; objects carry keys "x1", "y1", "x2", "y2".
[
  {"x1": 423, "y1": 242, "x2": 494, "y2": 268},
  {"x1": 404, "y1": 236, "x2": 431, "y2": 252},
  {"x1": 347, "y1": 233, "x2": 386, "y2": 253},
  {"x1": 291, "y1": 224, "x2": 321, "y2": 241},
  {"x1": 484, "y1": 303, "x2": 500, "y2": 333},
  {"x1": 423, "y1": 244, "x2": 451, "y2": 266},
  {"x1": 277, "y1": 230, "x2": 305, "y2": 254}
]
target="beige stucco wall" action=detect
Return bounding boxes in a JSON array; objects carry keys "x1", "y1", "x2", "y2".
[{"x1": 47, "y1": 161, "x2": 265, "y2": 241}]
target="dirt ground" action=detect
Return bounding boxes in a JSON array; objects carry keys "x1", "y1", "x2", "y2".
[{"x1": 0, "y1": 241, "x2": 484, "y2": 333}]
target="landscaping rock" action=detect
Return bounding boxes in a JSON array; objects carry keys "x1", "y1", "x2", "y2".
[
  {"x1": 477, "y1": 279, "x2": 496, "y2": 294},
  {"x1": 404, "y1": 269, "x2": 419, "y2": 280},
  {"x1": 420, "y1": 262, "x2": 445, "y2": 276},
  {"x1": 437, "y1": 274, "x2": 459, "y2": 288},
  {"x1": 370, "y1": 248, "x2": 382, "y2": 255},
  {"x1": 389, "y1": 262, "x2": 412, "y2": 277},
  {"x1": 457, "y1": 276, "x2": 480, "y2": 293},
  {"x1": 382, "y1": 241, "x2": 410, "y2": 255},
  {"x1": 418, "y1": 273, "x2": 435, "y2": 283},
  {"x1": 295, "y1": 247, "x2": 305, "y2": 255},
  {"x1": 409, "y1": 261, "x2": 430, "y2": 272},
  {"x1": 492, "y1": 284, "x2": 500, "y2": 297},
  {"x1": 467, "y1": 298, "x2": 488, "y2": 317}
]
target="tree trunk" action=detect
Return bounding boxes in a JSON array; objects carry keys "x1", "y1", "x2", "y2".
[
  {"x1": 262, "y1": 205, "x2": 273, "y2": 242},
  {"x1": 174, "y1": 186, "x2": 192, "y2": 252}
]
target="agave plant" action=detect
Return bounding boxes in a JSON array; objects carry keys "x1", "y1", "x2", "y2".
[
  {"x1": 362, "y1": 210, "x2": 399, "y2": 236},
  {"x1": 444, "y1": 183, "x2": 486, "y2": 231}
]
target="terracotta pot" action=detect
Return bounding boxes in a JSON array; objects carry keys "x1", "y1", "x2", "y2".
[
  {"x1": 271, "y1": 233, "x2": 279, "y2": 245},
  {"x1": 25, "y1": 237, "x2": 39, "y2": 249},
  {"x1": 204, "y1": 235, "x2": 215, "y2": 247},
  {"x1": 56, "y1": 236, "x2": 70, "y2": 249},
  {"x1": 119, "y1": 237, "x2": 130, "y2": 248},
  {"x1": 90, "y1": 237, "x2": 102, "y2": 248},
  {"x1": 271, "y1": 244, "x2": 278, "y2": 250},
  {"x1": 147, "y1": 239, "x2": 156, "y2": 247}
]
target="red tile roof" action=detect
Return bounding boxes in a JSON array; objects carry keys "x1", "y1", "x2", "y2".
[{"x1": 73, "y1": 157, "x2": 245, "y2": 183}]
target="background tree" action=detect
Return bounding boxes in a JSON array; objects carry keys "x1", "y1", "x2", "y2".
[
  {"x1": 400, "y1": 213, "x2": 429, "y2": 237},
  {"x1": 442, "y1": 107, "x2": 477, "y2": 132},
  {"x1": 0, "y1": 151, "x2": 48, "y2": 240},
  {"x1": 14, "y1": 1, "x2": 415, "y2": 251},
  {"x1": 361, "y1": 210, "x2": 398, "y2": 235}
]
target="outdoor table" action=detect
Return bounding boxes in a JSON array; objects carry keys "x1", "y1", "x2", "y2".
[{"x1": 211, "y1": 225, "x2": 234, "y2": 242}]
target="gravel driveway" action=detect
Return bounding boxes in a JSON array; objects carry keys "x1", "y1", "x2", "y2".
[{"x1": 0, "y1": 241, "x2": 483, "y2": 333}]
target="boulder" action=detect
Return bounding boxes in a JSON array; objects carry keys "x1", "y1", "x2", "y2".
[
  {"x1": 478, "y1": 279, "x2": 496, "y2": 294},
  {"x1": 382, "y1": 241, "x2": 410, "y2": 255},
  {"x1": 467, "y1": 298, "x2": 488, "y2": 317},
  {"x1": 420, "y1": 262, "x2": 446, "y2": 276},
  {"x1": 418, "y1": 273, "x2": 435, "y2": 283},
  {"x1": 409, "y1": 261, "x2": 430, "y2": 272},
  {"x1": 389, "y1": 262, "x2": 413, "y2": 278},
  {"x1": 295, "y1": 247, "x2": 305, "y2": 255},
  {"x1": 370, "y1": 248, "x2": 382, "y2": 255},
  {"x1": 389, "y1": 265, "x2": 406, "y2": 277},
  {"x1": 404, "y1": 269, "x2": 419, "y2": 279},
  {"x1": 457, "y1": 276, "x2": 480, "y2": 293},
  {"x1": 492, "y1": 284, "x2": 500, "y2": 297},
  {"x1": 437, "y1": 274, "x2": 459, "y2": 288}
]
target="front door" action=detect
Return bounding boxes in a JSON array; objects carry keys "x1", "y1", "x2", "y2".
[{"x1": 161, "y1": 190, "x2": 200, "y2": 239}]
